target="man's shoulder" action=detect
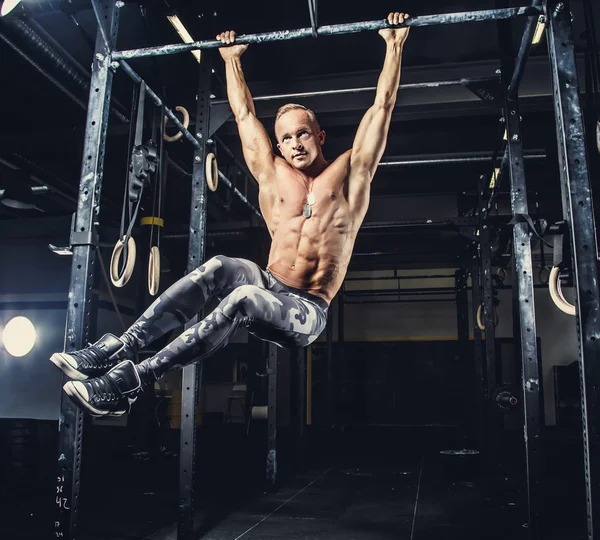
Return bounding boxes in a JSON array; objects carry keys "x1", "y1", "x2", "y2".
[
  {"x1": 337, "y1": 149, "x2": 353, "y2": 161},
  {"x1": 327, "y1": 150, "x2": 353, "y2": 170}
]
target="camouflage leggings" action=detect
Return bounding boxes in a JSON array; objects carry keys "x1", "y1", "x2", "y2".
[{"x1": 119, "y1": 256, "x2": 328, "y2": 384}]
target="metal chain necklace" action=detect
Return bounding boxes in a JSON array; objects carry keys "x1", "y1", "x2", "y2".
[
  {"x1": 302, "y1": 176, "x2": 316, "y2": 218},
  {"x1": 303, "y1": 191, "x2": 316, "y2": 218}
]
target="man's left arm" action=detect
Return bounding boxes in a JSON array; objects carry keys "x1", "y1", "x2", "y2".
[{"x1": 349, "y1": 12, "x2": 410, "y2": 184}]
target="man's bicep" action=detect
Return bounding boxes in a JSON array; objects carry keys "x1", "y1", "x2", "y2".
[
  {"x1": 347, "y1": 167, "x2": 372, "y2": 219},
  {"x1": 237, "y1": 113, "x2": 276, "y2": 183},
  {"x1": 350, "y1": 104, "x2": 392, "y2": 177}
]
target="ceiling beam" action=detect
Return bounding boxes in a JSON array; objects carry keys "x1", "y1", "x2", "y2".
[{"x1": 210, "y1": 55, "x2": 584, "y2": 135}]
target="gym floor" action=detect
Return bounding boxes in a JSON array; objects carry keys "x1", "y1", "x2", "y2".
[{"x1": 2, "y1": 424, "x2": 586, "y2": 540}]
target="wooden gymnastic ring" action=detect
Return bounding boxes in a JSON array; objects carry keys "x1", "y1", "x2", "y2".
[
  {"x1": 596, "y1": 117, "x2": 600, "y2": 154},
  {"x1": 549, "y1": 266, "x2": 576, "y2": 316},
  {"x1": 251, "y1": 406, "x2": 268, "y2": 420},
  {"x1": 476, "y1": 305, "x2": 485, "y2": 331},
  {"x1": 163, "y1": 106, "x2": 190, "y2": 143},
  {"x1": 110, "y1": 236, "x2": 136, "y2": 288},
  {"x1": 148, "y1": 246, "x2": 161, "y2": 296},
  {"x1": 205, "y1": 152, "x2": 218, "y2": 192}
]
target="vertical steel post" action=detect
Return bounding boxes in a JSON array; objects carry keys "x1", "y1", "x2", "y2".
[
  {"x1": 266, "y1": 342, "x2": 278, "y2": 485},
  {"x1": 326, "y1": 306, "x2": 334, "y2": 426},
  {"x1": 547, "y1": 2, "x2": 600, "y2": 537},
  {"x1": 177, "y1": 63, "x2": 211, "y2": 540},
  {"x1": 480, "y1": 227, "x2": 497, "y2": 399},
  {"x1": 456, "y1": 269, "x2": 470, "y2": 342},
  {"x1": 504, "y1": 92, "x2": 542, "y2": 539},
  {"x1": 338, "y1": 290, "x2": 344, "y2": 419},
  {"x1": 478, "y1": 175, "x2": 499, "y2": 472},
  {"x1": 456, "y1": 268, "x2": 471, "y2": 441},
  {"x1": 54, "y1": 3, "x2": 119, "y2": 539},
  {"x1": 338, "y1": 290, "x2": 345, "y2": 351},
  {"x1": 291, "y1": 347, "x2": 307, "y2": 470},
  {"x1": 471, "y1": 263, "x2": 486, "y2": 450}
]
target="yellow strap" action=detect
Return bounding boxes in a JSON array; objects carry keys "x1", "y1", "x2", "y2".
[
  {"x1": 489, "y1": 167, "x2": 500, "y2": 189},
  {"x1": 140, "y1": 217, "x2": 164, "y2": 227}
]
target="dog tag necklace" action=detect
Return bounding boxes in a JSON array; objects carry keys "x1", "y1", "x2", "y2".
[{"x1": 303, "y1": 189, "x2": 316, "y2": 218}]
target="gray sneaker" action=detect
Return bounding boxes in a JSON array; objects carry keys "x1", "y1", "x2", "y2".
[
  {"x1": 63, "y1": 360, "x2": 142, "y2": 417},
  {"x1": 50, "y1": 333, "x2": 127, "y2": 380}
]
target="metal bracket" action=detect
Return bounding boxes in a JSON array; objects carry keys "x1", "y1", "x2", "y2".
[
  {"x1": 458, "y1": 226, "x2": 480, "y2": 242},
  {"x1": 463, "y1": 76, "x2": 503, "y2": 102},
  {"x1": 49, "y1": 244, "x2": 73, "y2": 256},
  {"x1": 70, "y1": 228, "x2": 99, "y2": 248}
]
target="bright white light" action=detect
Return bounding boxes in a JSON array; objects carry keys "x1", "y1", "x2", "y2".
[
  {"x1": 167, "y1": 14, "x2": 201, "y2": 63},
  {"x1": 0, "y1": 0, "x2": 22, "y2": 17},
  {"x1": 2, "y1": 316, "x2": 36, "y2": 357}
]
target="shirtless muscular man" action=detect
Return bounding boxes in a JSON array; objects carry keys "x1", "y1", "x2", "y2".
[{"x1": 51, "y1": 12, "x2": 410, "y2": 416}]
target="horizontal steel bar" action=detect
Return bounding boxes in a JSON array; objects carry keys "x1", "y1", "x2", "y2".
[
  {"x1": 163, "y1": 231, "x2": 246, "y2": 240},
  {"x1": 0, "y1": 185, "x2": 49, "y2": 197},
  {"x1": 380, "y1": 151, "x2": 545, "y2": 167},
  {"x1": 345, "y1": 288, "x2": 456, "y2": 297},
  {"x1": 217, "y1": 171, "x2": 262, "y2": 219},
  {"x1": 118, "y1": 60, "x2": 201, "y2": 150},
  {"x1": 345, "y1": 274, "x2": 456, "y2": 281},
  {"x1": 112, "y1": 7, "x2": 542, "y2": 60},
  {"x1": 360, "y1": 220, "x2": 449, "y2": 230},
  {"x1": 167, "y1": 156, "x2": 192, "y2": 177},
  {"x1": 211, "y1": 77, "x2": 495, "y2": 106},
  {"x1": 508, "y1": 0, "x2": 543, "y2": 101},
  {"x1": 114, "y1": 61, "x2": 263, "y2": 221},
  {"x1": 215, "y1": 136, "x2": 254, "y2": 183},
  {"x1": 344, "y1": 298, "x2": 456, "y2": 304}
]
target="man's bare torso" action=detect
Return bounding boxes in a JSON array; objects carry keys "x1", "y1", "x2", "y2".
[{"x1": 258, "y1": 150, "x2": 369, "y2": 305}]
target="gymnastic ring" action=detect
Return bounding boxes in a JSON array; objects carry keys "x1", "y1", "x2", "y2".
[
  {"x1": 205, "y1": 152, "x2": 219, "y2": 192},
  {"x1": 148, "y1": 246, "x2": 161, "y2": 296},
  {"x1": 251, "y1": 406, "x2": 268, "y2": 420},
  {"x1": 549, "y1": 266, "x2": 576, "y2": 316},
  {"x1": 596, "y1": 117, "x2": 600, "y2": 154},
  {"x1": 163, "y1": 106, "x2": 190, "y2": 143},
  {"x1": 496, "y1": 267, "x2": 507, "y2": 281},
  {"x1": 110, "y1": 236, "x2": 136, "y2": 288},
  {"x1": 476, "y1": 305, "x2": 485, "y2": 331}
]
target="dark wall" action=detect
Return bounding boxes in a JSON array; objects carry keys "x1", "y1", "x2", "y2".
[
  {"x1": 311, "y1": 340, "x2": 474, "y2": 427},
  {"x1": 0, "y1": 216, "x2": 73, "y2": 420}
]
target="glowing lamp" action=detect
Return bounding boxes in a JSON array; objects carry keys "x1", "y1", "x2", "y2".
[{"x1": 2, "y1": 316, "x2": 36, "y2": 357}]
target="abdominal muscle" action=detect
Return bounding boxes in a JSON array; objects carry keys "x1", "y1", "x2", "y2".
[{"x1": 265, "y1": 200, "x2": 356, "y2": 306}]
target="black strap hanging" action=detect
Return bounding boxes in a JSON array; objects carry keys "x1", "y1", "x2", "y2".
[
  {"x1": 111, "y1": 81, "x2": 158, "y2": 287},
  {"x1": 147, "y1": 105, "x2": 165, "y2": 295},
  {"x1": 308, "y1": 0, "x2": 318, "y2": 38},
  {"x1": 508, "y1": 213, "x2": 553, "y2": 248},
  {"x1": 548, "y1": 221, "x2": 567, "y2": 269}
]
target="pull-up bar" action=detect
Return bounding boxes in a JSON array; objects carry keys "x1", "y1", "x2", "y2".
[{"x1": 112, "y1": 6, "x2": 543, "y2": 61}]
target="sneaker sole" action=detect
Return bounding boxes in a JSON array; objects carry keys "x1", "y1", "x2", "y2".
[
  {"x1": 50, "y1": 353, "x2": 89, "y2": 381},
  {"x1": 63, "y1": 381, "x2": 125, "y2": 418}
]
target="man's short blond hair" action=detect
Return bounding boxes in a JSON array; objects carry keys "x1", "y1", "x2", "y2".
[{"x1": 274, "y1": 103, "x2": 320, "y2": 136}]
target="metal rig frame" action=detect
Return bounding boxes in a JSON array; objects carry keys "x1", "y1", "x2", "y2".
[{"x1": 53, "y1": 1, "x2": 598, "y2": 539}]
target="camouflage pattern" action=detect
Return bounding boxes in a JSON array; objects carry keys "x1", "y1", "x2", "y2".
[{"x1": 119, "y1": 256, "x2": 328, "y2": 384}]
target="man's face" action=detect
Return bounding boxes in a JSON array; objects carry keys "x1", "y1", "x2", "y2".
[{"x1": 275, "y1": 109, "x2": 325, "y2": 170}]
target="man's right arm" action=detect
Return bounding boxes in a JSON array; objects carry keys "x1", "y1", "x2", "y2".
[{"x1": 219, "y1": 32, "x2": 275, "y2": 185}]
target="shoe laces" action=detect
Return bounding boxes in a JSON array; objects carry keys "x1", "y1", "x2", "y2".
[
  {"x1": 77, "y1": 346, "x2": 111, "y2": 371},
  {"x1": 90, "y1": 373, "x2": 123, "y2": 404}
]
